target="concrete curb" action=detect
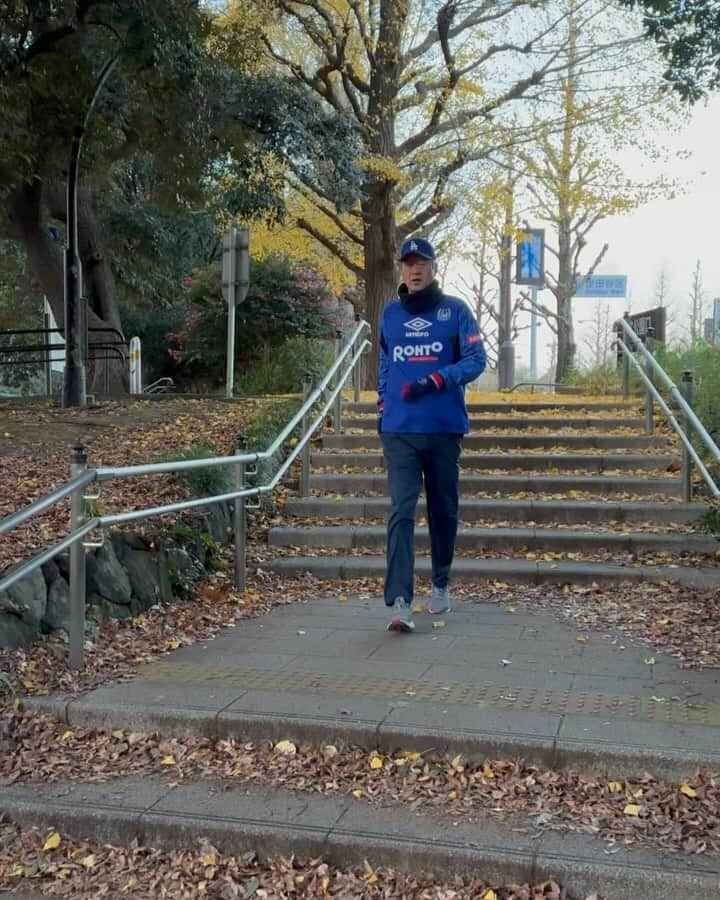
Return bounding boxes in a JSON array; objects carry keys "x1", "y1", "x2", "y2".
[
  {"x1": 266, "y1": 554, "x2": 720, "y2": 588},
  {"x1": 311, "y1": 451, "x2": 679, "y2": 472},
  {"x1": 284, "y1": 496, "x2": 706, "y2": 525},
  {"x1": 26, "y1": 696, "x2": 720, "y2": 782},
  {"x1": 2, "y1": 778, "x2": 718, "y2": 900},
  {"x1": 268, "y1": 524, "x2": 719, "y2": 555},
  {"x1": 307, "y1": 472, "x2": 681, "y2": 497}
]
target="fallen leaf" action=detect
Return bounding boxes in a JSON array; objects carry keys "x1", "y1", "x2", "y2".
[
  {"x1": 369, "y1": 754, "x2": 384, "y2": 770},
  {"x1": 338, "y1": 594, "x2": 347, "y2": 603},
  {"x1": 506, "y1": 605, "x2": 516, "y2": 613},
  {"x1": 324, "y1": 745, "x2": 338, "y2": 759},
  {"x1": 59, "y1": 729, "x2": 74, "y2": 742},
  {"x1": 166, "y1": 639, "x2": 180, "y2": 650},
  {"x1": 161, "y1": 754, "x2": 176, "y2": 766},
  {"x1": 366, "y1": 873, "x2": 379, "y2": 884},
  {"x1": 412, "y1": 604, "x2": 423, "y2": 613},
  {"x1": 680, "y1": 783, "x2": 697, "y2": 798},
  {"x1": 576, "y1": 634, "x2": 587, "y2": 642},
  {"x1": 448, "y1": 790, "x2": 458, "y2": 800},
  {"x1": 80, "y1": 854, "x2": 96, "y2": 868},
  {"x1": 607, "y1": 781, "x2": 623, "y2": 793},
  {"x1": 243, "y1": 876, "x2": 260, "y2": 898},
  {"x1": 352, "y1": 788, "x2": 364, "y2": 798},
  {"x1": 500, "y1": 659, "x2": 512, "y2": 666},
  {"x1": 274, "y1": 740, "x2": 297, "y2": 755},
  {"x1": 483, "y1": 890, "x2": 497, "y2": 900},
  {"x1": 111, "y1": 730, "x2": 125, "y2": 740},
  {"x1": 624, "y1": 803, "x2": 641, "y2": 816},
  {"x1": 432, "y1": 620, "x2": 445, "y2": 629},
  {"x1": 644, "y1": 657, "x2": 656, "y2": 666},
  {"x1": 202, "y1": 853, "x2": 217, "y2": 866},
  {"x1": 43, "y1": 831, "x2": 61, "y2": 851},
  {"x1": 483, "y1": 763, "x2": 495, "y2": 779}
]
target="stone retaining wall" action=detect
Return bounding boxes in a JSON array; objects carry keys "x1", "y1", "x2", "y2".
[{"x1": 0, "y1": 504, "x2": 232, "y2": 649}]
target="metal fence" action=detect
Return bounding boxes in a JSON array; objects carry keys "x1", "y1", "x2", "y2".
[
  {"x1": 614, "y1": 317, "x2": 720, "y2": 502},
  {"x1": 0, "y1": 319, "x2": 371, "y2": 669}
]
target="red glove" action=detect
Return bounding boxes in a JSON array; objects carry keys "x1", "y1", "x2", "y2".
[{"x1": 401, "y1": 373, "x2": 444, "y2": 402}]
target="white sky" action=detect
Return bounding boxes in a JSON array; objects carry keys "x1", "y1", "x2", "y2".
[{"x1": 506, "y1": 94, "x2": 720, "y2": 376}]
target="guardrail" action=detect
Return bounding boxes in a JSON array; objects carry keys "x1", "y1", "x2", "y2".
[
  {"x1": 614, "y1": 317, "x2": 720, "y2": 502},
  {"x1": 0, "y1": 319, "x2": 371, "y2": 668}
]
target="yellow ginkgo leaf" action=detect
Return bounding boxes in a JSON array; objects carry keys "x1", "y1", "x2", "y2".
[
  {"x1": 607, "y1": 781, "x2": 623, "y2": 793},
  {"x1": 161, "y1": 755, "x2": 176, "y2": 766},
  {"x1": 80, "y1": 854, "x2": 96, "y2": 868},
  {"x1": 506, "y1": 605, "x2": 516, "y2": 613},
  {"x1": 482, "y1": 763, "x2": 495, "y2": 779},
  {"x1": 111, "y1": 730, "x2": 125, "y2": 740},
  {"x1": 432, "y1": 620, "x2": 445, "y2": 629},
  {"x1": 644, "y1": 657, "x2": 655, "y2": 666},
  {"x1": 412, "y1": 604, "x2": 423, "y2": 613},
  {"x1": 369, "y1": 754, "x2": 384, "y2": 770},
  {"x1": 10, "y1": 864, "x2": 25, "y2": 877},
  {"x1": 448, "y1": 790, "x2": 458, "y2": 800},
  {"x1": 352, "y1": 788, "x2": 364, "y2": 798},
  {"x1": 324, "y1": 745, "x2": 338, "y2": 759},
  {"x1": 624, "y1": 803, "x2": 641, "y2": 816},
  {"x1": 275, "y1": 740, "x2": 297, "y2": 755},
  {"x1": 483, "y1": 890, "x2": 497, "y2": 900},
  {"x1": 405, "y1": 751, "x2": 421, "y2": 761},
  {"x1": 167, "y1": 639, "x2": 180, "y2": 650},
  {"x1": 201, "y1": 853, "x2": 217, "y2": 866},
  {"x1": 43, "y1": 832, "x2": 61, "y2": 851},
  {"x1": 366, "y1": 873, "x2": 379, "y2": 884},
  {"x1": 338, "y1": 594, "x2": 347, "y2": 603},
  {"x1": 576, "y1": 635, "x2": 587, "y2": 642},
  {"x1": 680, "y1": 783, "x2": 697, "y2": 798},
  {"x1": 59, "y1": 729, "x2": 74, "y2": 742}
]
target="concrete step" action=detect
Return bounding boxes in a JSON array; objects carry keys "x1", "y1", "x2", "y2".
[
  {"x1": 311, "y1": 451, "x2": 679, "y2": 472},
  {"x1": 269, "y1": 524, "x2": 718, "y2": 555},
  {"x1": 3, "y1": 777, "x2": 718, "y2": 900},
  {"x1": 346, "y1": 415, "x2": 645, "y2": 431},
  {"x1": 321, "y1": 433, "x2": 671, "y2": 451},
  {"x1": 308, "y1": 472, "x2": 681, "y2": 497},
  {"x1": 267, "y1": 554, "x2": 720, "y2": 588},
  {"x1": 285, "y1": 495, "x2": 706, "y2": 525},
  {"x1": 346, "y1": 400, "x2": 639, "y2": 414}
]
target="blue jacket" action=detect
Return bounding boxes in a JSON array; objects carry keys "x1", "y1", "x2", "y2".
[{"x1": 378, "y1": 285, "x2": 486, "y2": 434}]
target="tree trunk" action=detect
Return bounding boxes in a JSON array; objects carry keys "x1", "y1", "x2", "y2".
[
  {"x1": 7, "y1": 180, "x2": 128, "y2": 395},
  {"x1": 362, "y1": 181, "x2": 398, "y2": 391},
  {"x1": 554, "y1": 214, "x2": 576, "y2": 382}
]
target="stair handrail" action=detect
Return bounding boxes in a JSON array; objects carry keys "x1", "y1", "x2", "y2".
[
  {"x1": 615, "y1": 317, "x2": 720, "y2": 500},
  {"x1": 0, "y1": 320, "x2": 371, "y2": 667}
]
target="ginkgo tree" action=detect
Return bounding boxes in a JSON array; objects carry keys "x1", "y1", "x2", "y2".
[{"x1": 233, "y1": 0, "x2": 601, "y2": 375}]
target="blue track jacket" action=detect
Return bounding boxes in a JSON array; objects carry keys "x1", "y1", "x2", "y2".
[{"x1": 378, "y1": 289, "x2": 486, "y2": 434}]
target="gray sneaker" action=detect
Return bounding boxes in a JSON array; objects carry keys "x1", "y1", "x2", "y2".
[
  {"x1": 429, "y1": 585, "x2": 451, "y2": 615},
  {"x1": 387, "y1": 597, "x2": 415, "y2": 633}
]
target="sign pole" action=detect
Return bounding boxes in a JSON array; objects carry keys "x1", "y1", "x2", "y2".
[
  {"x1": 224, "y1": 227, "x2": 238, "y2": 399},
  {"x1": 498, "y1": 232, "x2": 514, "y2": 390},
  {"x1": 530, "y1": 288, "x2": 538, "y2": 383}
]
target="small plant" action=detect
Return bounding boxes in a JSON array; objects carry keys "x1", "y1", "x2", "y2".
[
  {"x1": 235, "y1": 336, "x2": 334, "y2": 396},
  {"x1": 699, "y1": 505, "x2": 720, "y2": 536},
  {"x1": 0, "y1": 672, "x2": 16, "y2": 704},
  {"x1": 157, "y1": 443, "x2": 233, "y2": 500}
]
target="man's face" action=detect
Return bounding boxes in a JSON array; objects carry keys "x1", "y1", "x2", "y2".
[{"x1": 401, "y1": 255, "x2": 435, "y2": 293}]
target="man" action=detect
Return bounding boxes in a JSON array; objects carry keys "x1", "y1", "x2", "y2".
[{"x1": 378, "y1": 237, "x2": 486, "y2": 633}]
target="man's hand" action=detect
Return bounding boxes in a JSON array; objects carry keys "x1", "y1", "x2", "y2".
[
  {"x1": 401, "y1": 373, "x2": 444, "y2": 402},
  {"x1": 377, "y1": 401, "x2": 384, "y2": 434}
]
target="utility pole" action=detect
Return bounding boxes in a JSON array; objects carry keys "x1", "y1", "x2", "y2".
[
  {"x1": 498, "y1": 232, "x2": 515, "y2": 390},
  {"x1": 63, "y1": 56, "x2": 118, "y2": 408},
  {"x1": 530, "y1": 287, "x2": 538, "y2": 382},
  {"x1": 223, "y1": 227, "x2": 250, "y2": 398}
]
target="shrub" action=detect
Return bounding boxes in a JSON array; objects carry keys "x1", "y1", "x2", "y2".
[
  {"x1": 167, "y1": 254, "x2": 340, "y2": 387},
  {"x1": 235, "y1": 336, "x2": 334, "y2": 396},
  {"x1": 157, "y1": 442, "x2": 233, "y2": 499},
  {"x1": 561, "y1": 364, "x2": 624, "y2": 394},
  {"x1": 654, "y1": 342, "x2": 720, "y2": 441}
]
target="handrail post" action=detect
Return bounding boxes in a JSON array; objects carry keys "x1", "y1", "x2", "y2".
[
  {"x1": 352, "y1": 313, "x2": 362, "y2": 402},
  {"x1": 334, "y1": 328, "x2": 343, "y2": 434},
  {"x1": 300, "y1": 374, "x2": 312, "y2": 497},
  {"x1": 621, "y1": 313, "x2": 630, "y2": 400},
  {"x1": 234, "y1": 435, "x2": 247, "y2": 592},
  {"x1": 680, "y1": 370, "x2": 694, "y2": 502},
  {"x1": 68, "y1": 441, "x2": 87, "y2": 669},
  {"x1": 644, "y1": 330, "x2": 655, "y2": 435}
]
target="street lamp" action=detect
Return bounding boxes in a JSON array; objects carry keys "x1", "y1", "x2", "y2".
[{"x1": 63, "y1": 56, "x2": 118, "y2": 408}]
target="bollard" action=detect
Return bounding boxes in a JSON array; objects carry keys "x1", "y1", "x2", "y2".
[
  {"x1": 300, "y1": 374, "x2": 312, "y2": 497},
  {"x1": 334, "y1": 329, "x2": 343, "y2": 434},
  {"x1": 69, "y1": 441, "x2": 87, "y2": 670},
  {"x1": 644, "y1": 332, "x2": 654, "y2": 435},
  {"x1": 234, "y1": 435, "x2": 248, "y2": 592},
  {"x1": 680, "y1": 370, "x2": 694, "y2": 502},
  {"x1": 621, "y1": 313, "x2": 630, "y2": 400}
]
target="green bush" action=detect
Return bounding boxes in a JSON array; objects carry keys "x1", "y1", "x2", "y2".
[
  {"x1": 561, "y1": 364, "x2": 624, "y2": 394},
  {"x1": 235, "y1": 336, "x2": 333, "y2": 396},
  {"x1": 654, "y1": 342, "x2": 720, "y2": 440},
  {"x1": 244, "y1": 396, "x2": 303, "y2": 486},
  {"x1": 157, "y1": 442, "x2": 233, "y2": 499}
]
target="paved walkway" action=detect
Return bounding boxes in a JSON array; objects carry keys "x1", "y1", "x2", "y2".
[{"x1": 33, "y1": 593, "x2": 720, "y2": 780}]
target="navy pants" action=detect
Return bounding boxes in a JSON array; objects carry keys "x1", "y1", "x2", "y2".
[{"x1": 381, "y1": 433, "x2": 462, "y2": 606}]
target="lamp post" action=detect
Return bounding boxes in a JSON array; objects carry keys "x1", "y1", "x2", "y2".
[{"x1": 63, "y1": 56, "x2": 118, "y2": 409}]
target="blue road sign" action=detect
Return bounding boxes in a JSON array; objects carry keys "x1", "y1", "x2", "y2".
[
  {"x1": 573, "y1": 275, "x2": 627, "y2": 298},
  {"x1": 516, "y1": 229, "x2": 544, "y2": 286}
]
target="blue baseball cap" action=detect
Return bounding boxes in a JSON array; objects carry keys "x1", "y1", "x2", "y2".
[{"x1": 399, "y1": 237, "x2": 436, "y2": 261}]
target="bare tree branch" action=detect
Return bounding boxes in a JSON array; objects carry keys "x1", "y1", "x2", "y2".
[{"x1": 296, "y1": 217, "x2": 364, "y2": 277}]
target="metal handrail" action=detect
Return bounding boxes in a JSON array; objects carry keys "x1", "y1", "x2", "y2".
[
  {"x1": 615, "y1": 318, "x2": 720, "y2": 500},
  {"x1": 0, "y1": 321, "x2": 371, "y2": 605}
]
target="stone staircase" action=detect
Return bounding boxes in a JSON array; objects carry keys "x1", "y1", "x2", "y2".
[{"x1": 268, "y1": 397, "x2": 719, "y2": 588}]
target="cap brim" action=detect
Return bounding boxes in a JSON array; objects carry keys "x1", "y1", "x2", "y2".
[{"x1": 399, "y1": 252, "x2": 434, "y2": 261}]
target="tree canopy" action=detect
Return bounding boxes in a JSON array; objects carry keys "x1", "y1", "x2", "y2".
[{"x1": 621, "y1": 0, "x2": 720, "y2": 101}]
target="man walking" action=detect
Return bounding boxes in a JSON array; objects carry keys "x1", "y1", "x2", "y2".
[{"x1": 378, "y1": 237, "x2": 486, "y2": 633}]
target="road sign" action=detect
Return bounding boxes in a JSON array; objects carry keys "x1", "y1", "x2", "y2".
[
  {"x1": 628, "y1": 306, "x2": 666, "y2": 344},
  {"x1": 515, "y1": 229, "x2": 544, "y2": 286},
  {"x1": 573, "y1": 275, "x2": 627, "y2": 298}
]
